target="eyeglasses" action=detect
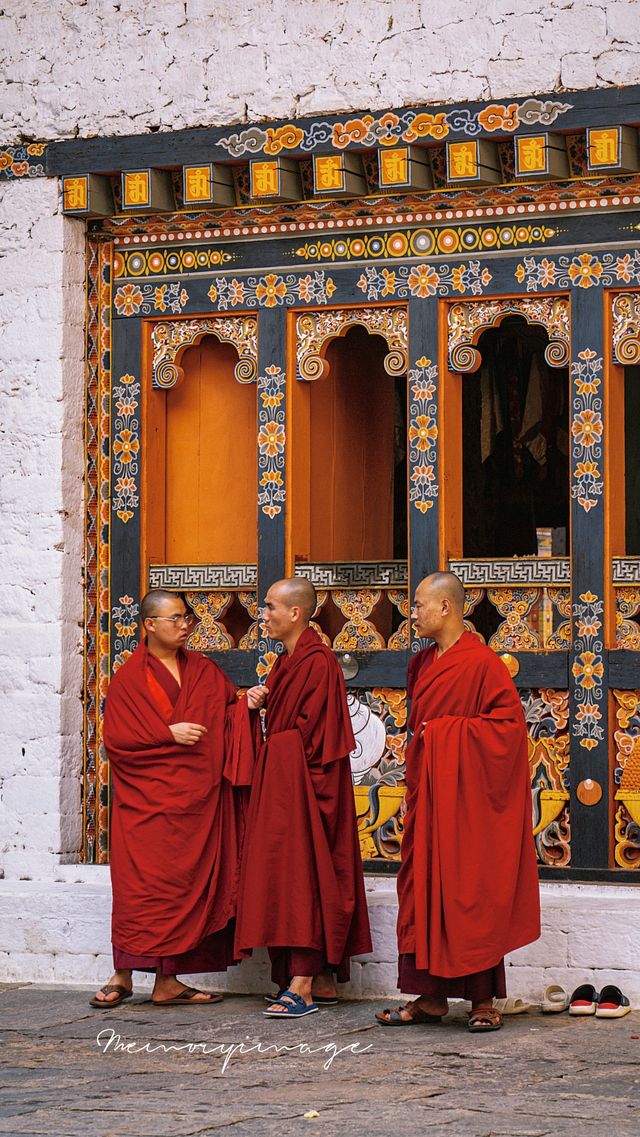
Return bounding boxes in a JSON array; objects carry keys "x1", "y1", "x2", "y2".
[{"x1": 151, "y1": 613, "x2": 196, "y2": 627}]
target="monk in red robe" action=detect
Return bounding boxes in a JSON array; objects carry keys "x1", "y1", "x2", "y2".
[
  {"x1": 91, "y1": 589, "x2": 258, "y2": 1008},
  {"x1": 376, "y1": 572, "x2": 540, "y2": 1032},
  {"x1": 236, "y1": 577, "x2": 372, "y2": 1018}
]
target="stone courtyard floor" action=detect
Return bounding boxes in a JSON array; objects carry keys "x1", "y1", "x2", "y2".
[{"x1": 1, "y1": 983, "x2": 639, "y2": 1136}]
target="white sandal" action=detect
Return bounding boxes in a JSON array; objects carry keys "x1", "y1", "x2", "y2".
[
  {"x1": 494, "y1": 996, "x2": 533, "y2": 1015},
  {"x1": 541, "y1": 984, "x2": 569, "y2": 1013}
]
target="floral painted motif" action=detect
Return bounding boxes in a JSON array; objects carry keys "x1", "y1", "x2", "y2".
[
  {"x1": 258, "y1": 365, "x2": 286, "y2": 519},
  {"x1": 408, "y1": 357, "x2": 439, "y2": 514},
  {"x1": 114, "y1": 283, "x2": 143, "y2": 316},
  {"x1": 357, "y1": 261, "x2": 492, "y2": 301},
  {"x1": 406, "y1": 265, "x2": 440, "y2": 297},
  {"x1": 612, "y1": 291, "x2": 640, "y2": 366},
  {"x1": 114, "y1": 281, "x2": 188, "y2": 316},
  {"x1": 209, "y1": 271, "x2": 336, "y2": 310},
  {"x1": 112, "y1": 595, "x2": 139, "y2": 671},
  {"x1": 567, "y1": 253, "x2": 603, "y2": 289},
  {"x1": 332, "y1": 591, "x2": 386, "y2": 651},
  {"x1": 515, "y1": 249, "x2": 640, "y2": 291},
  {"x1": 112, "y1": 373, "x2": 140, "y2": 523},
  {"x1": 255, "y1": 273, "x2": 288, "y2": 307},
  {"x1": 612, "y1": 689, "x2": 640, "y2": 868},
  {"x1": 571, "y1": 349, "x2": 603, "y2": 513},
  {"x1": 616, "y1": 588, "x2": 640, "y2": 650},
  {"x1": 257, "y1": 648, "x2": 281, "y2": 680},
  {"x1": 185, "y1": 592, "x2": 234, "y2": 651},
  {"x1": 572, "y1": 590, "x2": 605, "y2": 751}
]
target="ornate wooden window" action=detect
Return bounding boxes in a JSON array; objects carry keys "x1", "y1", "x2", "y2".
[{"x1": 67, "y1": 86, "x2": 640, "y2": 878}]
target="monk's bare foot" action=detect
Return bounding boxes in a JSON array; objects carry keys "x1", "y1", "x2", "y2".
[
  {"x1": 376, "y1": 996, "x2": 448, "y2": 1023},
  {"x1": 311, "y1": 972, "x2": 338, "y2": 1000},
  {"x1": 151, "y1": 976, "x2": 213, "y2": 1003},
  {"x1": 266, "y1": 976, "x2": 314, "y2": 1013},
  {"x1": 92, "y1": 970, "x2": 132, "y2": 1004},
  {"x1": 468, "y1": 1001, "x2": 503, "y2": 1031}
]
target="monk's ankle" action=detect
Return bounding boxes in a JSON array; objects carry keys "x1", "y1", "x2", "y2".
[
  {"x1": 416, "y1": 995, "x2": 448, "y2": 1016},
  {"x1": 288, "y1": 976, "x2": 313, "y2": 1004}
]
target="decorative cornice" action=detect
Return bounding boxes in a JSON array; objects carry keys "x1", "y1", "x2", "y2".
[
  {"x1": 612, "y1": 292, "x2": 640, "y2": 365},
  {"x1": 150, "y1": 316, "x2": 257, "y2": 387},
  {"x1": 448, "y1": 296, "x2": 570, "y2": 371},
  {"x1": 296, "y1": 307, "x2": 407, "y2": 380}
]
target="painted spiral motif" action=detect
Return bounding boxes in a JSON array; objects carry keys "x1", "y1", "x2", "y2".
[
  {"x1": 450, "y1": 343, "x2": 481, "y2": 373},
  {"x1": 545, "y1": 339, "x2": 569, "y2": 367}
]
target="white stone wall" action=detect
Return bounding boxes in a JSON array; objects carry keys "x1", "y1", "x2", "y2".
[
  {"x1": 1, "y1": 0, "x2": 639, "y2": 144},
  {"x1": 2, "y1": 876, "x2": 640, "y2": 1008},
  {"x1": 0, "y1": 177, "x2": 85, "y2": 880}
]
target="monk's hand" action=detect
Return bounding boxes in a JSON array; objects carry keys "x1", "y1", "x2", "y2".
[
  {"x1": 169, "y1": 722, "x2": 208, "y2": 746},
  {"x1": 246, "y1": 685, "x2": 268, "y2": 710}
]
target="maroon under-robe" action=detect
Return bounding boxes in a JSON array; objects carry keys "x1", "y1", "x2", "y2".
[
  {"x1": 396, "y1": 632, "x2": 540, "y2": 999},
  {"x1": 234, "y1": 627, "x2": 372, "y2": 985},
  {"x1": 104, "y1": 642, "x2": 253, "y2": 976}
]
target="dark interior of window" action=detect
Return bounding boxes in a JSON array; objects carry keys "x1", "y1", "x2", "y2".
[
  {"x1": 625, "y1": 365, "x2": 640, "y2": 555},
  {"x1": 462, "y1": 315, "x2": 570, "y2": 559}
]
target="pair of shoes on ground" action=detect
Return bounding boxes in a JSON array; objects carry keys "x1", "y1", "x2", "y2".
[
  {"x1": 374, "y1": 999, "x2": 503, "y2": 1032},
  {"x1": 89, "y1": 984, "x2": 222, "y2": 1008},
  {"x1": 542, "y1": 982, "x2": 631, "y2": 1018}
]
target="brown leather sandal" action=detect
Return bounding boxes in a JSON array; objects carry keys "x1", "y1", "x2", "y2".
[
  {"x1": 151, "y1": 986, "x2": 223, "y2": 1006},
  {"x1": 89, "y1": 984, "x2": 133, "y2": 1009},
  {"x1": 468, "y1": 1006, "x2": 503, "y2": 1032}
]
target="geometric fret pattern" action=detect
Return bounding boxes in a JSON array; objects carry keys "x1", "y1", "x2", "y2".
[
  {"x1": 613, "y1": 558, "x2": 640, "y2": 585},
  {"x1": 450, "y1": 558, "x2": 571, "y2": 586},
  {"x1": 149, "y1": 563, "x2": 258, "y2": 589},
  {"x1": 295, "y1": 561, "x2": 408, "y2": 587}
]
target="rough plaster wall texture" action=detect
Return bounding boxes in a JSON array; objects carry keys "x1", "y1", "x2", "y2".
[
  {"x1": 2, "y1": 880, "x2": 640, "y2": 1004},
  {"x1": 0, "y1": 177, "x2": 85, "y2": 879},
  {"x1": 1, "y1": 0, "x2": 640, "y2": 144}
]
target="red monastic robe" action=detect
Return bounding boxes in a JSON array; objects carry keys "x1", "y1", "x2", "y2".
[
  {"x1": 104, "y1": 642, "x2": 253, "y2": 963},
  {"x1": 234, "y1": 628, "x2": 372, "y2": 974},
  {"x1": 397, "y1": 631, "x2": 540, "y2": 978}
]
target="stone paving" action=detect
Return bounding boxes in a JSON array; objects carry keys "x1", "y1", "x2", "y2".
[{"x1": 1, "y1": 983, "x2": 639, "y2": 1137}]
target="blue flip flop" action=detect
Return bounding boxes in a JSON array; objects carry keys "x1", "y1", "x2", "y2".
[
  {"x1": 264, "y1": 989, "x2": 338, "y2": 1005},
  {"x1": 262, "y1": 989, "x2": 319, "y2": 1018}
]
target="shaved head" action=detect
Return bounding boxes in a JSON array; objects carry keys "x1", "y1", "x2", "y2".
[
  {"x1": 422, "y1": 571, "x2": 465, "y2": 613},
  {"x1": 412, "y1": 571, "x2": 466, "y2": 646},
  {"x1": 270, "y1": 577, "x2": 318, "y2": 621},
  {"x1": 140, "y1": 589, "x2": 185, "y2": 622}
]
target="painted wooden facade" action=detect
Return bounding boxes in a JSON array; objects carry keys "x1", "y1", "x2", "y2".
[{"x1": 5, "y1": 85, "x2": 640, "y2": 879}]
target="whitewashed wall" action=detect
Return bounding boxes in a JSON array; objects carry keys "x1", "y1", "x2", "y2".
[
  {"x1": 2, "y1": 876, "x2": 640, "y2": 1008},
  {"x1": 1, "y1": 0, "x2": 639, "y2": 141},
  {"x1": 1, "y1": 0, "x2": 640, "y2": 994},
  {"x1": 0, "y1": 177, "x2": 84, "y2": 883}
]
